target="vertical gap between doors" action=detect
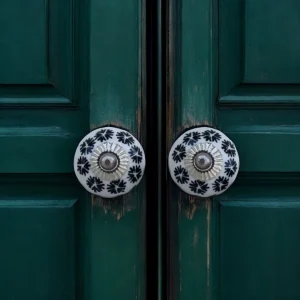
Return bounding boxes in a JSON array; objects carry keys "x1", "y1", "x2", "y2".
[{"x1": 146, "y1": 0, "x2": 167, "y2": 299}]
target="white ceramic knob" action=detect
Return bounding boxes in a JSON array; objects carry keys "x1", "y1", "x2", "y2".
[
  {"x1": 74, "y1": 126, "x2": 146, "y2": 198},
  {"x1": 168, "y1": 126, "x2": 239, "y2": 197}
]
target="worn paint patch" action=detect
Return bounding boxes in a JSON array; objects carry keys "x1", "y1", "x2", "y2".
[
  {"x1": 136, "y1": 107, "x2": 142, "y2": 140},
  {"x1": 179, "y1": 251, "x2": 182, "y2": 292},
  {"x1": 183, "y1": 196, "x2": 208, "y2": 220},
  {"x1": 206, "y1": 199, "x2": 211, "y2": 294},
  {"x1": 193, "y1": 225, "x2": 199, "y2": 248},
  {"x1": 91, "y1": 194, "x2": 135, "y2": 220}
]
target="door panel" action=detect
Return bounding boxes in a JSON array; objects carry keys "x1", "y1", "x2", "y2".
[
  {"x1": 0, "y1": 0, "x2": 146, "y2": 299},
  {"x1": 218, "y1": 183, "x2": 300, "y2": 300},
  {"x1": 167, "y1": 0, "x2": 300, "y2": 299},
  {"x1": 89, "y1": 1, "x2": 146, "y2": 298},
  {"x1": 166, "y1": 0, "x2": 216, "y2": 299},
  {"x1": 0, "y1": 0, "x2": 48, "y2": 84}
]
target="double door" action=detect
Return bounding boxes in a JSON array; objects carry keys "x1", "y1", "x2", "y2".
[{"x1": 0, "y1": 0, "x2": 299, "y2": 299}]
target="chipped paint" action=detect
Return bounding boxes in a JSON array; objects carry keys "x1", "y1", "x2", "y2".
[
  {"x1": 179, "y1": 251, "x2": 182, "y2": 292},
  {"x1": 193, "y1": 226, "x2": 199, "y2": 248},
  {"x1": 185, "y1": 197, "x2": 197, "y2": 220},
  {"x1": 136, "y1": 107, "x2": 142, "y2": 140},
  {"x1": 91, "y1": 194, "x2": 135, "y2": 220},
  {"x1": 183, "y1": 196, "x2": 209, "y2": 220},
  {"x1": 206, "y1": 199, "x2": 211, "y2": 296}
]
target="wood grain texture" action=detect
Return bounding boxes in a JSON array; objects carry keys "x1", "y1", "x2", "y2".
[
  {"x1": 89, "y1": 0, "x2": 146, "y2": 299},
  {"x1": 166, "y1": 0, "x2": 217, "y2": 299},
  {"x1": 168, "y1": 1, "x2": 300, "y2": 300}
]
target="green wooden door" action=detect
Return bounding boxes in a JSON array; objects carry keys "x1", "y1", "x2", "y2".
[
  {"x1": 0, "y1": 0, "x2": 146, "y2": 299},
  {"x1": 166, "y1": 0, "x2": 300, "y2": 299}
]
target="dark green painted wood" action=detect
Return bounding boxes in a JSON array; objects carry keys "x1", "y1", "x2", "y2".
[
  {"x1": 0, "y1": 86, "x2": 72, "y2": 104},
  {"x1": 216, "y1": 177, "x2": 300, "y2": 300},
  {"x1": 219, "y1": 0, "x2": 243, "y2": 97},
  {"x1": 168, "y1": 1, "x2": 300, "y2": 300},
  {"x1": 89, "y1": 0, "x2": 146, "y2": 299},
  {"x1": 220, "y1": 201, "x2": 300, "y2": 299},
  {"x1": 218, "y1": 108, "x2": 300, "y2": 172},
  {"x1": 219, "y1": 85, "x2": 300, "y2": 104},
  {"x1": 0, "y1": 0, "x2": 47, "y2": 84},
  {"x1": 0, "y1": 175, "x2": 89, "y2": 299},
  {"x1": 0, "y1": 200, "x2": 76, "y2": 299},
  {"x1": 0, "y1": 0, "x2": 145, "y2": 299},
  {"x1": 0, "y1": 109, "x2": 85, "y2": 173},
  {"x1": 167, "y1": 0, "x2": 217, "y2": 299},
  {"x1": 219, "y1": 0, "x2": 300, "y2": 101},
  {"x1": 48, "y1": 0, "x2": 74, "y2": 100},
  {"x1": 244, "y1": 0, "x2": 300, "y2": 83},
  {"x1": 0, "y1": 0, "x2": 81, "y2": 105}
]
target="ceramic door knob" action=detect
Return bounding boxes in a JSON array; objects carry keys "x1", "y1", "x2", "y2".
[
  {"x1": 168, "y1": 126, "x2": 239, "y2": 197},
  {"x1": 74, "y1": 126, "x2": 146, "y2": 198}
]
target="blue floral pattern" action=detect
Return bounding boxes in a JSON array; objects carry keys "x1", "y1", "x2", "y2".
[
  {"x1": 116, "y1": 131, "x2": 135, "y2": 145},
  {"x1": 212, "y1": 176, "x2": 229, "y2": 192},
  {"x1": 174, "y1": 166, "x2": 189, "y2": 184},
  {"x1": 183, "y1": 131, "x2": 201, "y2": 146},
  {"x1": 221, "y1": 140, "x2": 236, "y2": 157},
  {"x1": 86, "y1": 176, "x2": 105, "y2": 192},
  {"x1": 224, "y1": 159, "x2": 237, "y2": 177},
  {"x1": 107, "y1": 179, "x2": 127, "y2": 194},
  {"x1": 202, "y1": 130, "x2": 221, "y2": 142},
  {"x1": 172, "y1": 144, "x2": 186, "y2": 163},
  {"x1": 168, "y1": 127, "x2": 239, "y2": 197},
  {"x1": 189, "y1": 180, "x2": 209, "y2": 195},
  {"x1": 95, "y1": 128, "x2": 114, "y2": 142},
  {"x1": 80, "y1": 138, "x2": 95, "y2": 155},
  {"x1": 75, "y1": 127, "x2": 145, "y2": 197},
  {"x1": 77, "y1": 156, "x2": 90, "y2": 176},
  {"x1": 129, "y1": 145, "x2": 143, "y2": 164},
  {"x1": 128, "y1": 165, "x2": 142, "y2": 183}
]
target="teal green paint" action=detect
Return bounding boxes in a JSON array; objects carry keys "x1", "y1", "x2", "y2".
[
  {"x1": 219, "y1": 84, "x2": 300, "y2": 104},
  {"x1": 219, "y1": 0, "x2": 300, "y2": 97},
  {"x1": 0, "y1": 199, "x2": 77, "y2": 208},
  {"x1": 167, "y1": 0, "x2": 217, "y2": 299},
  {"x1": 216, "y1": 180, "x2": 300, "y2": 300},
  {"x1": 89, "y1": 0, "x2": 146, "y2": 299},
  {"x1": 0, "y1": 202, "x2": 76, "y2": 299},
  {"x1": 0, "y1": 175, "x2": 88, "y2": 299},
  {"x1": 244, "y1": 0, "x2": 300, "y2": 83},
  {"x1": 169, "y1": 1, "x2": 300, "y2": 300},
  {"x1": 0, "y1": 109, "x2": 85, "y2": 173},
  {"x1": 0, "y1": 0, "x2": 84, "y2": 105},
  {"x1": 219, "y1": 0, "x2": 243, "y2": 97},
  {"x1": 0, "y1": 0, "x2": 147, "y2": 299},
  {"x1": 179, "y1": 0, "x2": 216, "y2": 127},
  {"x1": 48, "y1": 0, "x2": 74, "y2": 100},
  {"x1": 0, "y1": 0, "x2": 47, "y2": 84},
  {"x1": 90, "y1": 1, "x2": 143, "y2": 129},
  {"x1": 218, "y1": 108, "x2": 300, "y2": 172},
  {"x1": 220, "y1": 201, "x2": 300, "y2": 299}
]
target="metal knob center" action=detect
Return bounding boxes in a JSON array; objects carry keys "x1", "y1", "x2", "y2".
[
  {"x1": 194, "y1": 151, "x2": 213, "y2": 172},
  {"x1": 98, "y1": 152, "x2": 119, "y2": 172}
]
